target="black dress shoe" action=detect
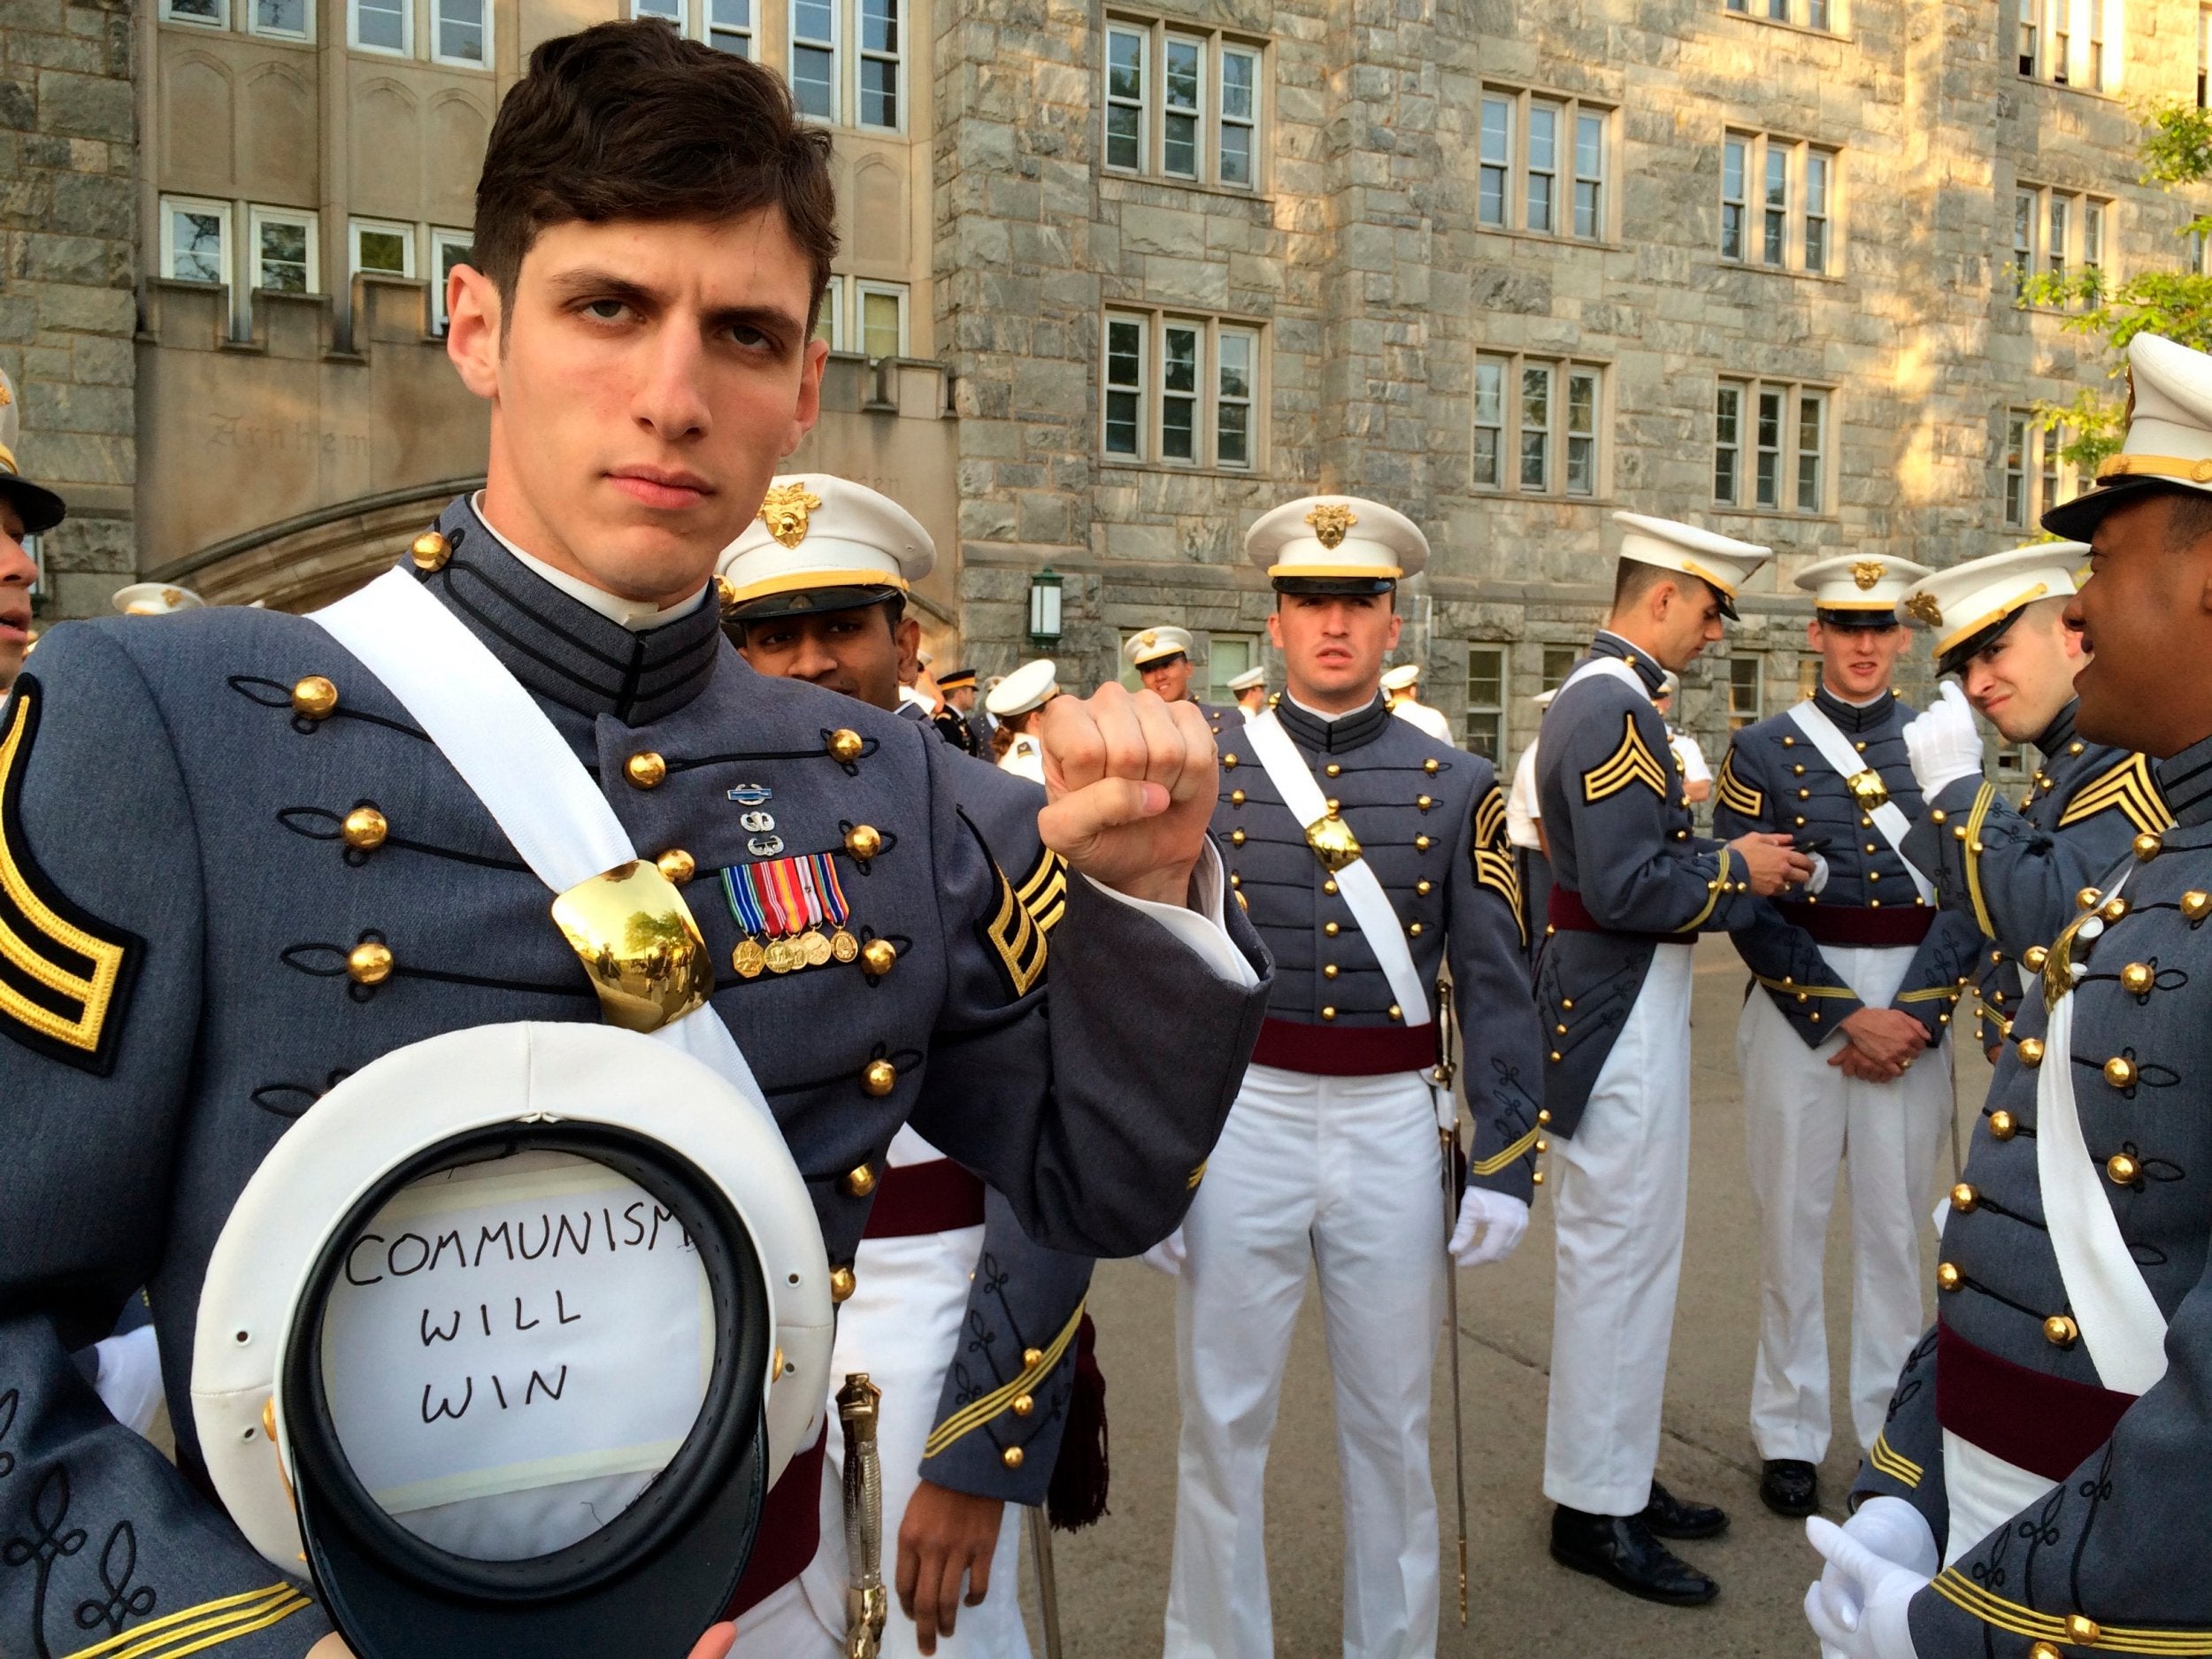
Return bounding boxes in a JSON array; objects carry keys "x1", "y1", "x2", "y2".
[
  {"x1": 1760, "y1": 1459, "x2": 1820, "y2": 1517},
  {"x1": 1549, "y1": 1506, "x2": 1719, "y2": 1606},
  {"x1": 1640, "y1": 1479, "x2": 1730, "y2": 1540}
]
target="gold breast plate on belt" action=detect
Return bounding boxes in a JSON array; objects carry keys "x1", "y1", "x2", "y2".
[
  {"x1": 1306, "y1": 810, "x2": 1363, "y2": 873},
  {"x1": 550, "y1": 861, "x2": 715, "y2": 1033},
  {"x1": 1847, "y1": 769, "x2": 1890, "y2": 811}
]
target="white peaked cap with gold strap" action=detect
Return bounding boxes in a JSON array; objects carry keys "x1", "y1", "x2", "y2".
[
  {"x1": 2048, "y1": 333, "x2": 2212, "y2": 538},
  {"x1": 717, "y1": 473, "x2": 934, "y2": 614},
  {"x1": 1247, "y1": 495, "x2": 1428, "y2": 588},
  {"x1": 1613, "y1": 511, "x2": 1771, "y2": 619}
]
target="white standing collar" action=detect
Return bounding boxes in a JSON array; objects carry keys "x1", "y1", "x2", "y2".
[{"x1": 471, "y1": 492, "x2": 710, "y2": 634}]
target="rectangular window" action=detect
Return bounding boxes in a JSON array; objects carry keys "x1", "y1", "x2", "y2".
[
  {"x1": 162, "y1": 0, "x2": 227, "y2": 25},
  {"x1": 1806, "y1": 0, "x2": 1830, "y2": 25},
  {"x1": 2200, "y1": 6, "x2": 2210, "y2": 107},
  {"x1": 2047, "y1": 194, "x2": 2068, "y2": 280},
  {"x1": 430, "y1": 228, "x2": 472, "y2": 333},
  {"x1": 2021, "y1": 0, "x2": 2120, "y2": 88},
  {"x1": 708, "y1": 0, "x2": 751, "y2": 51},
  {"x1": 1724, "y1": 0, "x2": 1840, "y2": 18},
  {"x1": 1472, "y1": 352, "x2": 1607, "y2": 497},
  {"x1": 1729, "y1": 657, "x2": 1763, "y2": 732},
  {"x1": 1478, "y1": 87, "x2": 1610, "y2": 242},
  {"x1": 1219, "y1": 46, "x2": 1258, "y2": 188},
  {"x1": 2019, "y1": 3, "x2": 2037, "y2": 74},
  {"x1": 1717, "y1": 376, "x2": 1832, "y2": 514},
  {"x1": 1207, "y1": 634, "x2": 1258, "y2": 703},
  {"x1": 1101, "y1": 310, "x2": 1263, "y2": 470},
  {"x1": 349, "y1": 0, "x2": 407, "y2": 52},
  {"x1": 1763, "y1": 147, "x2": 1788, "y2": 265},
  {"x1": 790, "y1": 0, "x2": 837, "y2": 119},
  {"x1": 858, "y1": 0, "x2": 898, "y2": 126},
  {"x1": 1104, "y1": 315, "x2": 1145, "y2": 457},
  {"x1": 349, "y1": 219, "x2": 414, "y2": 278},
  {"x1": 856, "y1": 280, "x2": 907, "y2": 362},
  {"x1": 162, "y1": 196, "x2": 231, "y2": 286},
  {"x1": 1767, "y1": 0, "x2": 1786, "y2": 17},
  {"x1": 250, "y1": 207, "x2": 317, "y2": 295},
  {"x1": 2013, "y1": 184, "x2": 2115, "y2": 308},
  {"x1": 1541, "y1": 646, "x2": 1578, "y2": 690},
  {"x1": 1465, "y1": 645, "x2": 1506, "y2": 760},
  {"x1": 1804, "y1": 150, "x2": 1831, "y2": 273},
  {"x1": 633, "y1": 0, "x2": 681, "y2": 20},
  {"x1": 434, "y1": 0, "x2": 488, "y2": 64},
  {"x1": 1160, "y1": 321, "x2": 1200, "y2": 462},
  {"x1": 1723, "y1": 134, "x2": 1838, "y2": 274},
  {"x1": 2002, "y1": 408, "x2": 2084, "y2": 525},
  {"x1": 1106, "y1": 27, "x2": 1146, "y2": 172},
  {"x1": 1163, "y1": 35, "x2": 1202, "y2": 180},
  {"x1": 2013, "y1": 188, "x2": 2035, "y2": 293},
  {"x1": 812, "y1": 277, "x2": 843, "y2": 349},
  {"x1": 1217, "y1": 327, "x2": 1256, "y2": 469},
  {"x1": 1722, "y1": 136, "x2": 1747, "y2": 260},
  {"x1": 2084, "y1": 199, "x2": 2104, "y2": 283},
  {"x1": 251, "y1": 0, "x2": 308, "y2": 38},
  {"x1": 2004, "y1": 410, "x2": 2029, "y2": 528}
]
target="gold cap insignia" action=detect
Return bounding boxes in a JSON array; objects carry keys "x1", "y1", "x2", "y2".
[
  {"x1": 758, "y1": 482, "x2": 825, "y2": 549},
  {"x1": 1850, "y1": 560, "x2": 1886, "y2": 591},
  {"x1": 1304, "y1": 502, "x2": 1358, "y2": 550},
  {"x1": 0, "y1": 380, "x2": 15, "y2": 408},
  {"x1": 1905, "y1": 592, "x2": 1944, "y2": 628},
  {"x1": 1140, "y1": 630, "x2": 1156, "y2": 646}
]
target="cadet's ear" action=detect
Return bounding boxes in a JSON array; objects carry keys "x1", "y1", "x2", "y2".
[
  {"x1": 445, "y1": 263, "x2": 502, "y2": 399},
  {"x1": 1805, "y1": 618, "x2": 1824, "y2": 652}
]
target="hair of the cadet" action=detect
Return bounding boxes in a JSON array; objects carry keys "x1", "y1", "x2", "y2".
[
  {"x1": 1611, "y1": 557, "x2": 1668, "y2": 611},
  {"x1": 2162, "y1": 489, "x2": 2212, "y2": 555},
  {"x1": 472, "y1": 20, "x2": 839, "y2": 319}
]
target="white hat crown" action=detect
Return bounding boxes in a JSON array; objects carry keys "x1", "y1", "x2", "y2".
[
  {"x1": 717, "y1": 473, "x2": 934, "y2": 604},
  {"x1": 1612, "y1": 511, "x2": 1771, "y2": 603},
  {"x1": 986, "y1": 657, "x2": 1060, "y2": 718},
  {"x1": 1899, "y1": 542, "x2": 2088, "y2": 656},
  {"x1": 1246, "y1": 495, "x2": 1429, "y2": 582}
]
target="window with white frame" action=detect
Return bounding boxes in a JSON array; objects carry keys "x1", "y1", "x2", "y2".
[
  {"x1": 1207, "y1": 633, "x2": 1258, "y2": 702},
  {"x1": 350, "y1": 219, "x2": 414, "y2": 279},
  {"x1": 1715, "y1": 378, "x2": 1830, "y2": 514},
  {"x1": 1464, "y1": 644, "x2": 1506, "y2": 760},
  {"x1": 857, "y1": 0, "x2": 898, "y2": 126},
  {"x1": 790, "y1": 0, "x2": 837, "y2": 119},
  {"x1": 162, "y1": 196, "x2": 231, "y2": 285},
  {"x1": 855, "y1": 280, "x2": 907, "y2": 361},
  {"x1": 2011, "y1": 184, "x2": 2112, "y2": 302},
  {"x1": 1724, "y1": 0, "x2": 1840, "y2": 28},
  {"x1": 431, "y1": 228, "x2": 472, "y2": 333},
  {"x1": 434, "y1": 0, "x2": 489, "y2": 65},
  {"x1": 2000, "y1": 409, "x2": 2092, "y2": 529},
  {"x1": 1728, "y1": 656, "x2": 1763, "y2": 731},
  {"x1": 1541, "y1": 646, "x2": 1578, "y2": 691},
  {"x1": 249, "y1": 207, "x2": 317, "y2": 294},
  {"x1": 160, "y1": 0, "x2": 227, "y2": 27},
  {"x1": 2017, "y1": 0, "x2": 2119, "y2": 92},
  {"x1": 2200, "y1": 5, "x2": 2211, "y2": 107},
  {"x1": 349, "y1": 0, "x2": 408, "y2": 53},
  {"x1": 1101, "y1": 311, "x2": 1263, "y2": 470},
  {"x1": 1720, "y1": 133, "x2": 1839, "y2": 273},
  {"x1": 250, "y1": 0, "x2": 309, "y2": 40},
  {"x1": 630, "y1": 0, "x2": 752, "y2": 57},
  {"x1": 1479, "y1": 88, "x2": 1610, "y2": 241},
  {"x1": 1101, "y1": 19, "x2": 1265, "y2": 191},
  {"x1": 1472, "y1": 353, "x2": 1604, "y2": 497}
]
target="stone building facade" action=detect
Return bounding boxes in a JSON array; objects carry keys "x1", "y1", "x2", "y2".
[{"x1": 15, "y1": 0, "x2": 2208, "y2": 766}]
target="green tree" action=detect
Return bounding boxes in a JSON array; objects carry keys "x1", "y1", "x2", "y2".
[{"x1": 2020, "y1": 105, "x2": 2212, "y2": 474}]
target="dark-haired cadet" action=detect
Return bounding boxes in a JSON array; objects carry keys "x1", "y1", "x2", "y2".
[
  {"x1": 0, "y1": 366, "x2": 65, "y2": 694},
  {"x1": 0, "y1": 23, "x2": 1269, "y2": 1659}
]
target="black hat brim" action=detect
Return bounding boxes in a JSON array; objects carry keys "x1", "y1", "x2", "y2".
[
  {"x1": 727, "y1": 584, "x2": 902, "y2": 624},
  {"x1": 1815, "y1": 608, "x2": 1904, "y2": 633},
  {"x1": 2041, "y1": 474, "x2": 2186, "y2": 542},
  {"x1": 1937, "y1": 608, "x2": 2027, "y2": 678},
  {"x1": 0, "y1": 475, "x2": 66, "y2": 535},
  {"x1": 1272, "y1": 576, "x2": 1397, "y2": 598}
]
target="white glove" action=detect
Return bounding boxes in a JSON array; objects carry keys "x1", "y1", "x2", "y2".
[
  {"x1": 1901, "y1": 681, "x2": 1984, "y2": 800},
  {"x1": 1141, "y1": 1227, "x2": 1187, "y2": 1278},
  {"x1": 1804, "y1": 1509, "x2": 1933, "y2": 1659},
  {"x1": 91, "y1": 1325, "x2": 165, "y2": 1438},
  {"x1": 1803, "y1": 851, "x2": 1832, "y2": 897},
  {"x1": 1449, "y1": 1187, "x2": 1530, "y2": 1266}
]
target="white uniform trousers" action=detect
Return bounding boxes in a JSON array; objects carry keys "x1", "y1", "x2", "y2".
[
  {"x1": 1739, "y1": 942, "x2": 1953, "y2": 1463},
  {"x1": 1164, "y1": 1062, "x2": 1446, "y2": 1659},
  {"x1": 736, "y1": 1137, "x2": 1031, "y2": 1659},
  {"x1": 1543, "y1": 943, "x2": 1694, "y2": 1517}
]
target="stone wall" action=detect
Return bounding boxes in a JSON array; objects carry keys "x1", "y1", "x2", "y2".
[{"x1": 0, "y1": 0, "x2": 135, "y2": 619}]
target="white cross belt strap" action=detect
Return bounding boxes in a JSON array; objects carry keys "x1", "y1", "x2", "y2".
[
  {"x1": 2035, "y1": 860, "x2": 2169, "y2": 1396},
  {"x1": 1555, "y1": 653, "x2": 1652, "y2": 706},
  {"x1": 311, "y1": 566, "x2": 774, "y2": 1125},
  {"x1": 1786, "y1": 700, "x2": 1937, "y2": 905},
  {"x1": 1242, "y1": 710, "x2": 1431, "y2": 1029}
]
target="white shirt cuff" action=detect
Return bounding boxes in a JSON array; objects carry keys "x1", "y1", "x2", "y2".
[{"x1": 1080, "y1": 841, "x2": 1260, "y2": 988}]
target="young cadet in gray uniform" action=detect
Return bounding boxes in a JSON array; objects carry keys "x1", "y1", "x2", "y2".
[
  {"x1": 1536, "y1": 513, "x2": 1811, "y2": 1606},
  {"x1": 0, "y1": 29, "x2": 1270, "y2": 1659},
  {"x1": 1893, "y1": 546, "x2": 2172, "y2": 1057},
  {"x1": 1713, "y1": 556, "x2": 1983, "y2": 1525},
  {"x1": 1808, "y1": 331, "x2": 2212, "y2": 1659},
  {"x1": 718, "y1": 475, "x2": 1095, "y2": 1659},
  {"x1": 1160, "y1": 496, "x2": 1541, "y2": 1659},
  {"x1": 0, "y1": 370, "x2": 61, "y2": 696}
]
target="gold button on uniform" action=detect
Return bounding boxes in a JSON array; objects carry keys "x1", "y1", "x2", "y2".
[
  {"x1": 844, "y1": 1165, "x2": 878, "y2": 1198},
  {"x1": 2134, "y1": 833, "x2": 2163, "y2": 861},
  {"x1": 1223, "y1": 754, "x2": 1239, "y2": 770},
  {"x1": 1323, "y1": 964, "x2": 1339, "y2": 979},
  {"x1": 2067, "y1": 1615, "x2": 2102, "y2": 1647},
  {"x1": 845, "y1": 824, "x2": 884, "y2": 860},
  {"x1": 2101, "y1": 895, "x2": 2130, "y2": 922},
  {"x1": 1936, "y1": 1262, "x2": 1961, "y2": 1291},
  {"x1": 291, "y1": 676, "x2": 339, "y2": 720},
  {"x1": 347, "y1": 941, "x2": 395, "y2": 985},
  {"x1": 1002, "y1": 1446, "x2": 1025, "y2": 1470},
  {"x1": 1989, "y1": 1110, "x2": 2016, "y2": 1140},
  {"x1": 1230, "y1": 789, "x2": 1246, "y2": 806},
  {"x1": 1323, "y1": 879, "x2": 1338, "y2": 895},
  {"x1": 625, "y1": 751, "x2": 667, "y2": 789},
  {"x1": 1012, "y1": 1394, "x2": 1035, "y2": 1417},
  {"x1": 827, "y1": 728, "x2": 865, "y2": 763},
  {"x1": 2016, "y1": 1038, "x2": 2044, "y2": 1068},
  {"x1": 1324, "y1": 921, "x2": 1340, "y2": 936},
  {"x1": 2078, "y1": 887, "x2": 2103, "y2": 911},
  {"x1": 1415, "y1": 879, "x2": 1432, "y2": 895},
  {"x1": 1325, "y1": 763, "x2": 1341, "y2": 778},
  {"x1": 410, "y1": 529, "x2": 451, "y2": 572},
  {"x1": 1321, "y1": 1007, "x2": 1337, "y2": 1020},
  {"x1": 2121, "y1": 962, "x2": 2154, "y2": 995},
  {"x1": 1409, "y1": 921, "x2": 1424, "y2": 936},
  {"x1": 2031, "y1": 1643, "x2": 2064, "y2": 1659},
  {"x1": 2104, "y1": 1056, "x2": 2137, "y2": 1089},
  {"x1": 2023, "y1": 945, "x2": 2049, "y2": 972},
  {"x1": 1414, "y1": 834, "x2": 1432, "y2": 851},
  {"x1": 1417, "y1": 795, "x2": 1433, "y2": 811},
  {"x1": 2107, "y1": 1152, "x2": 2139, "y2": 1185},
  {"x1": 1951, "y1": 1182, "x2": 1978, "y2": 1213},
  {"x1": 862, "y1": 939, "x2": 898, "y2": 976},
  {"x1": 657, "y1": 849, "x2": 696, "y2": 885},
  {"x1": 2044, "y1": 1314, "x2": 2079, "y2": 1348},
  {"x1": 830, "y1": 1266, "x2": 856, "y2": 1303},
  {"x1": 1387, "y1": 1004, "x2": 1402, "y2": 1021},
  {"x1": 863, "y1": 1058, "x2": 897, "y2": 1097},
  {"x1": 341, "y1": 806, "x2": 388, "y2": 851},
  {"x1": 1231, "y1": 829, "x2": 1247, "y2": 846},
  {"x1": 1423, "y1": 758, "x2": 1440, "y2": 774}
]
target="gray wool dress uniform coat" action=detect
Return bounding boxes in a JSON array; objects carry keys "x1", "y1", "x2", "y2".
[
  {"x1": 1212, "y1": 695, "x2": 1544, "y2": 1201},
  {"x1": 1532, "y1": 634, "x2": 1764, "y2": 1138},
  {"x1": 1710, "y1": 686, "x2": 1986, "y2": 1047},
  {"x1": 0, "y1": 498, "x2": 1271, "y2": 1659},
  {"x1": 1898, "y1": 698, "x2": 2171, "y2": 1051},
  {"x1": 1853, "y1": 733, "x2": 2212, "y2": 1655}
]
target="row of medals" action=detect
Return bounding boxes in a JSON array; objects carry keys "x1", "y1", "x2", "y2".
[{"x1": 732, "y1": 926, "x2": 862, "y2": 979}]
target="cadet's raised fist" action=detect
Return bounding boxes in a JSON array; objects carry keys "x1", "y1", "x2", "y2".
[
  {"x1": 1731, "y1": 831, "x2": 1815, "y2": 897},
  {"x1": 1037, "y1": 683, "x2": 1216, "y2": 907}
]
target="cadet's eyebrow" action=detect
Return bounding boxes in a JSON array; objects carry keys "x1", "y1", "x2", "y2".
[{"x1": 546, "y1": 268, "x2": 662, "y2": 310}]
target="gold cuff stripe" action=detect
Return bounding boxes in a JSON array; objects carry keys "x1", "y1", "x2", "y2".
[
  {"x1": 63, "y1": 1585, "x2": 312, "y2": 1659},
  {"x1": 1962, "y1": 781, "x2": 1998, "y2": 941},
  {"x1": 1187, "y1": 1159, "x2": 1207, "y2": 1189},
  {"x1": 1932, "y1": 1569, "x2": 2212, "y2": 1654},
  {"x1": 924, "y1": 1300, "x2": 1086, "y2": 1457},
  {"x1": 1473, "y1": 784, "x2": 1526, "y2": 949},
  {"x1": 1470, "y1": 1124, "x2": 1540, "y2": 1178},
  {"x1": 1679, "y1": 847, "x2": 1734, "y2": 933},
  {"x1": 2099, "y1": 451, "x2": 2212, "y2": 487},
  {"x1": 1866, "y1": 1432, "x2": 1923, "y2": 1488},
  {"x1": 0, "y1": 687, "x2": 133, "y2": 1056},
  {"x1": 2058, "y1": 753, "x2": 2174, "y2": 837},
  {"x1": 1755, "y1": 973, "x2": 1857, "y2": 1000},
  {"x1": 1897, "y1": 985, "x2": 1965, "y2": 1004},
  {"x1": 1583, "y1": 711, "x2": 1670, "y2": 804},
  {"x1": 1716, "y1": 750, "x2": 1764, "y2": 818}
]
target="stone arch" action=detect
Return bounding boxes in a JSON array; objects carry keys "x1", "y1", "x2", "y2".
[
  {"x1": 242, "y1": 62, "x2": 318, "y2": 205},
  {"x1": 164, "y1": 51, "x2": 236, "y2": 196},
  {"x1": 851, "y1": 157, "x2": 906, "y2": 265},
  {"x1": 425, "y1": 91, "x2": 489, "y2": 227},
  {"x1": 349, "y1": 78, "x2": 422, "y2": 220}
]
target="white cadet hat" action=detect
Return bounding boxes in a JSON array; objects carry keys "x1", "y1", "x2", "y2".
[
  {"x1": 1125, "y1": 626, "x2": 1194, "y2": 668},
  {"x1": 1658, "y1": 671, "x2": 1680, "y2": 698},
  {"x1": 986, "y1": 657, "x2": 1059, "y2": 718},
  {"x1": 1900, "y1": 541, "x2": 2091, "y2": 674},
  {"x1": 1794, "y1": 553, "x2": 1932, "y2": 628},
  {"x1": 1380, "y1": 663, "x2": 1423, "y2": 694},
  {"x1": 1226, "y1": 664, "x2": 1267, "y2": 692},
  {"x1": 1247, "y1": 495, "x2": 1428, "y2": 594},
  {"x1": 717, "y1": 473, "x2": 933, "y2": 622},
  {"x1": 1613, "y1": 511, "x2": 1772, "y2": 620},
  {"x1": 112, "y1": 581, "x2": 206, "y2": 616},
  {"x1": 2047, "y1": 333, "x2": 2212, "y2": 540},
  {"x1": 0, "y1": 369, "x2": 64, "y2": 534}
]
